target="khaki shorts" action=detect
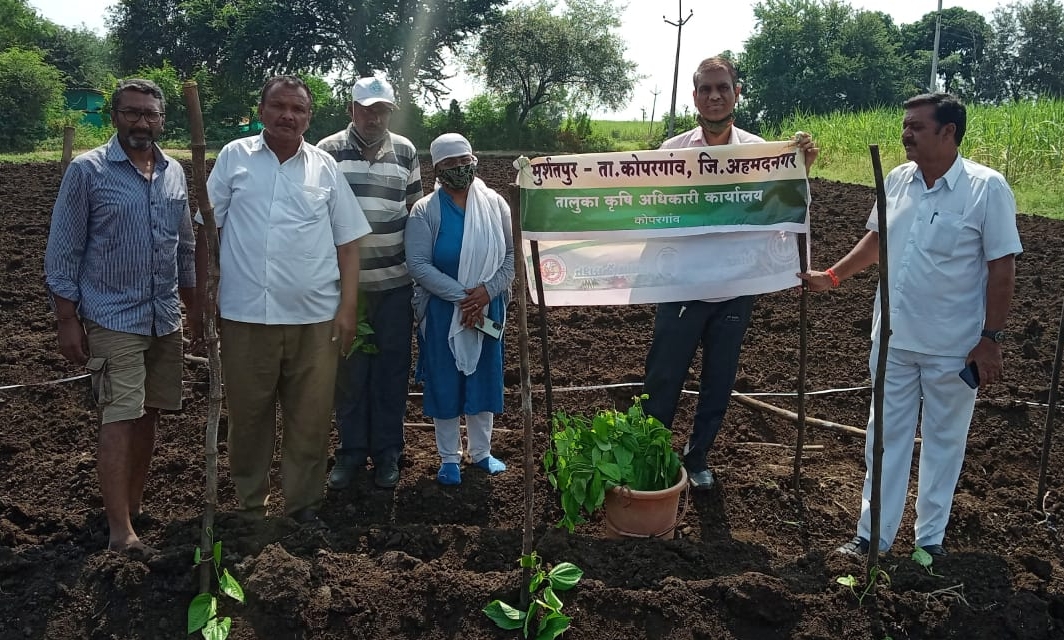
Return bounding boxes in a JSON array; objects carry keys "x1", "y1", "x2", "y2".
[{"x1": 83, "y1": 320, "x2": 183, "y2": 424}]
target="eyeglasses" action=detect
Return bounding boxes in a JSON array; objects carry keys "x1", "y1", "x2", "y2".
[{"x1": 115, "y1": 109, "x2": 164, "y2": 124}]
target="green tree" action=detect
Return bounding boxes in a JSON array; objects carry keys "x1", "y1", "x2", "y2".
[
  {"x1": 107, "y1": 0, "x2": 221, "y2": 77},
  {"x1": 473, "y1": 0, "x2": 639, "y2": 124},
  {"x1": 0, "y1": 47, "x2": 65, "y2": 151},
  {"x1": 304, "y1": 75, "x2": 350, "y2": 144},
  {"x1": 976, "y1": 0, "x2": 1064, "y2": 101},
  {"x1": 898, "y1": 7, "x2": 992, "y2": 96},
  {"x1": 107, "y1": 0, "x2": 506, "y2": 108},
  {"x1": 1015, "y1": 0, "x2": 1064, "y2": 96},
  {"x1": 0, "y1": 0, "x2": 49, "y2": 50},
  {"x1": 39, "y1": 25, "x2": 115, "y2": 89},
  {"x1": 976, "y1": 5, "x2": 1024, "y2": 102},
  {"x1": 739, "y1": 0, "x2": 907, "y2": 129}
]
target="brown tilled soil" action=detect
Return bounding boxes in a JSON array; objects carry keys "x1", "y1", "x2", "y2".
[{"x1": 1, "y1": 156, "x2": 1063, "y2": 640}]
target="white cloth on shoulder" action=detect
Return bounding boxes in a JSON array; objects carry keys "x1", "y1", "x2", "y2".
[{"x1": 448, "y1": 177, "x2": 506, "y2": 375}]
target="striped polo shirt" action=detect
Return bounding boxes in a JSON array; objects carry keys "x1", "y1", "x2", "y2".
[
  {"x1": 44, "y1": 135, "x2": 195, "y2": 337},
  {"x1": 317, "y1": 125, "x2": 422, "y2": 292}
]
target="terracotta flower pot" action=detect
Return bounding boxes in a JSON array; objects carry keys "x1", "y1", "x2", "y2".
[{"x1": 602, "y1": 467, "x2": 689, "y2": 539}]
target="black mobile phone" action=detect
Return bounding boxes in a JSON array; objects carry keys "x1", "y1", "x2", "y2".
[{"x1": 959, "y1": 362, "x2": 980, "y2": 389}]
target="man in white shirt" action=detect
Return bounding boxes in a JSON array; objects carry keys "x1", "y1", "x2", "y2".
[
  {"x1": 642, "y1": 56, "x2": 818, "y2": 491},
  {"x1": 801, "y1": 92, "x2": 1022, "y2": 557},
  {"x1": 203, "y1": 76, "x2": 372, "y2": 523}
]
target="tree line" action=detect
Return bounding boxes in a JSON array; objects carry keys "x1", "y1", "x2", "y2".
[{"x1": 0, "y1": 0, "x2": 1062, "y2": 153}]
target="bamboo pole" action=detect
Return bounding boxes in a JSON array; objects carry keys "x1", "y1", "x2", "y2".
[
  {"x1": 507, "y1": 184, "x2": 535, "y2": 608},
  {"x1": 792, "y1": 232, "x2": 810, "y2": 492},
  {"x1": 867, "y1": 145, "x2": 891, "y2": 576},
  {"x1": 1036, "y1": 293, "x2": 1064, "y2": 504},
  {"x1": 182, "y1": 81, "x2": 222, "y2": 595},
  {"x1": 60, "y1": 126, "x2": 76, "y2": 176}
]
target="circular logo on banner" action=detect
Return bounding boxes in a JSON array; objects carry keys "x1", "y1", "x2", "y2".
[
  {"x1": 768, "y1": 230, "x2": 799, "y2": 265},
  {"x1": 539, "y1": 255, "x2": 566, "y2": 285},
  {"x1": 655, "y1": 246, "x2": 679, "y2": 281}
]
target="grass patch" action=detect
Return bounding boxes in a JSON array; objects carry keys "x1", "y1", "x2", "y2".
[
  {"x1": 0, "y1": 147, "x2": 207, "y2": 164},
  {"x1": 772, "y1": 100, "x2": 1064, "y2": 218}
]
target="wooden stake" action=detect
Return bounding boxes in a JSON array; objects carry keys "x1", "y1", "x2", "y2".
[
  {"x1": 1037, "y1": 292, "x2": 1064, "y2": 504},
  {"x1": 867, "y1": 145, "x2": 891, "y2": 576},
  {"x1": 60, "y1": 126, "x2": 75, "y2": 176},
  {"x1": 732, "y1": 392, "x2": 921, "y2": 442},
  {"x1": 792, "y1": 230, "x2": 810, "y2": 492},
  {"x1": 507, "y1": 184, "x2": 535, "y2": 608},
  {"x1": 528, "y1": 241, "x2": 554, "y2": 419},
  {"x1": 182, "y1": 81, "x2": 222, "y2": 595}
]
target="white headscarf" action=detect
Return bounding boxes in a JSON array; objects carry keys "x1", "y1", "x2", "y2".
[{"x1": 446, "y1": 177, "x2": 506, "y2": 375}]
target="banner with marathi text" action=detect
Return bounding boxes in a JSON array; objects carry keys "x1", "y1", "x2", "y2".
[{"x1": 514, "y1": 141, "x2": 811, "y2": 306}]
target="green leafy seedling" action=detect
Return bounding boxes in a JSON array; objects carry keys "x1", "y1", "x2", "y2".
[
  {"x1": 911, "y1": 547, "x2": 939, "y2": 576},
  {"x1": 836, "y1": 566, "x2": 891, "y2": 605},
  {"x1": 188, "y1": 531, "x2": 245, "y2": 640},
  {"x1": 484, "y1": 551, "x2": 583, "y2": 640},
  {"x1": 345, "y1": 296, "x2": 380, "y2": 357}
]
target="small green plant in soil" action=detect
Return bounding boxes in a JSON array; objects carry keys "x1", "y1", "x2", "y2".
[
  {"x1": 483, "y1": 552, "x2": 584, "y2": 640},
  {"x1": 346, "y1": 295, "x2": 379, "y2": 357},
  {"x1": 911, "y1": 547, "x2": 939, "y2": 576},
  {"x1": 836, "y1": 565, "x2": 891, "y2": 605},
  {"x1": 543, "y1": 394, "x2": 681, "y2": 532},
  {"x1": 188, "y1": 533, "x2": 245, "y2": 640}
]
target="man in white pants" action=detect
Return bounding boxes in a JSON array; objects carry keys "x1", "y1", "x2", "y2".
[{"x1": 801, "y1": 92, "x2": 1021, "y2": 557}]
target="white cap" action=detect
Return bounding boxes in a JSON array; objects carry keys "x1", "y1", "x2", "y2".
[
  {"x1": 430, "y1": 133, "x2": 474, "y2": 166},
  {"x1": 351, "y1": 77, "x2": 396, "y2": 109}
]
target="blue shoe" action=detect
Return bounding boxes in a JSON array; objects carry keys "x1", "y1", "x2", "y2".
[
  {"x1": 473, "y1": 455, "x2": 507, "y2": 475},
  {"x1": 437, "y1": 462, "x2": 461, "y2": 486}
]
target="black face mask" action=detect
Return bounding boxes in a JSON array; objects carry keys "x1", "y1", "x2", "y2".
[
  {"x1": 698, "y1": 113, "x2": 735, "y2": 135},
  {"x1": 438, "y1": 163, "x2": 477, "y2": 190}
]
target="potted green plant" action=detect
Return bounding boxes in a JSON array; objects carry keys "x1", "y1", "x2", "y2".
[{"x1": 543, "y1": 395, "x2": 688, "y2": 539}]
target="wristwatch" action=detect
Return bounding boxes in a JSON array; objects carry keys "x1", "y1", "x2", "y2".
[{"x1": 981, "y1": 329, "x2": 1006, "y2": 344}]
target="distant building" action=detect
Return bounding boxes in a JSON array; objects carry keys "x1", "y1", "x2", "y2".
[{"x1": 64, "y1": 88, "x2": 105, "y2": 127}]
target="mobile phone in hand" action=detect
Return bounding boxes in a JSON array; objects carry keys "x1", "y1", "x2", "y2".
[
  {"x1": 959, "y1": 361, "x2": 980, "y2": 389},
  {"x1": 475, "y1": 318, "x2": 503, "y2": 340}
]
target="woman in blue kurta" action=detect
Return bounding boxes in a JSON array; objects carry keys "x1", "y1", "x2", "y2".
[{"x1": 405, "y1": 133, "x2": 515, "y2": 485}]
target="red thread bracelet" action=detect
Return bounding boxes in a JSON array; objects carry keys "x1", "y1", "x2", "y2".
[{"x1": 825, "y1": 268, "x2": 840, "y2": 288}]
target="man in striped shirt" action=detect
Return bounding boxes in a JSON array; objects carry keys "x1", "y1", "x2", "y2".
[
  {"x1": 317, "y1": 77, "x2": 423, "y2": 490},
  {"x1": 44, "y1": 78, "x2": 199, "y2": 556}
]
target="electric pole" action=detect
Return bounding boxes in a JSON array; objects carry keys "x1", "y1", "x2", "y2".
[
  {"x1": 648, "y1": 86, "x2": 661, "y2": 140},
  {"x1": 929, "y1": 0, "x2": 943, "y2": 91},
  {"x1": 664, "y1": 1, "x2": 693, "y2": 139}
]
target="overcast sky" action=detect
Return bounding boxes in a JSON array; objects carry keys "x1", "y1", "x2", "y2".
[{"x1": 31, "y1": 0, "x2": 1005, "y2": 120}]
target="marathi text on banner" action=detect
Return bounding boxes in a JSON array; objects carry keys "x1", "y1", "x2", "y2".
[
  {"x1": 514, "y1": 141, "x2": 812, "y2": 306},
  {"x1": 516, "y1": 141, "x2": 810, "y2": 241}
]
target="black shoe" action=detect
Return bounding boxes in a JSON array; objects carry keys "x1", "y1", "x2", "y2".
[
  {"x1": 687, "y1": 469, "x2": 716, "y2": 490},
  {"x1": 290, "y1": 507, "x2": 326, "y2": 528},
  {"x1": 328, "y1": 455, "x2": 361, "y2": 490},
  {"x1": 836, "y1": 536, "x2": 870, "y2": 556},
  {"x1": 374, "y1": 456, "x2": 400, "y2": 489},
  {"x1": 920, "y1": 544, "x2": 948, "y2": 557}
]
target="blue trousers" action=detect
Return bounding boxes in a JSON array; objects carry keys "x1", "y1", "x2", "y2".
[
  {"x1": 334, "y1": 285, "x2": 414, "y2": 462},
  {"x1": 642, "y1": 296, "x2": 755, "y2": 472}
]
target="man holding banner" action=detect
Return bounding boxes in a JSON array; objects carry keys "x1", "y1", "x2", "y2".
[
  {"x1": 642, "y1": 56, "x2": 819, "y2": 490},
  {"x1": 801, "y1": 93, "x2": 1021, "y2": 557}
]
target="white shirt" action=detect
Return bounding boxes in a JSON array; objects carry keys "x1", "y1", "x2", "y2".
[
  {"x1": 867, "y1": 154, "x2": 1022, "y2": 356},
  {"x1": 207, "y1": 134, "x2": 372, "y2": 324},
  {"x1": 660, "y1": 124, "x2": 771, "y2": 303},
  {"x1": 659, "y1": 124, "x2": 765, "y2": 150}
]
